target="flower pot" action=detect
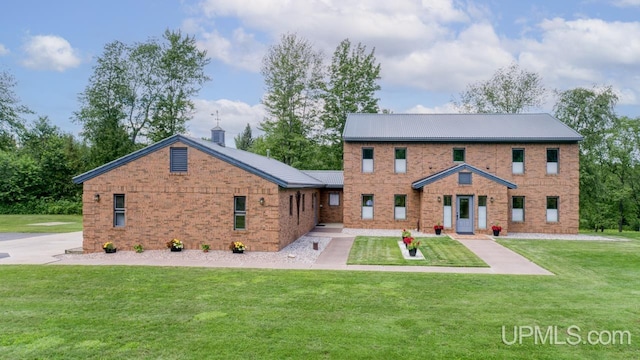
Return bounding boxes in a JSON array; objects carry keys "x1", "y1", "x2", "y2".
[
  {"x1": 170, "y1": 247, "x2": 182, "y2": 252},
  {"x1": 493, "y1": 230, "x2": 500, "y2": 236},
  {"x1": 232, "y1": 249, "x2": 244, "y2": 254},
  {"x1": 104, "y1": 248, "x2": 117, "y2": 253},
  {"x1": 435, "y1": 228, "x2": 442, "y2": 235},
  {"x1": 408, "y1": 248, "x2": 417, "y2": 257}
]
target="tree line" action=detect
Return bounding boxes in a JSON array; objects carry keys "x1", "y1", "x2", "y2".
[{"x1": 1, "y1": 30, "x2": 638, "y2": 231}]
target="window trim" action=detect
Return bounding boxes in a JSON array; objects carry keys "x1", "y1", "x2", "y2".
[
  {"x1": 547, "y1": 148, "x2": 559, "y2": 174},
  {"x1": 394, "y1": 194, "x2": 407, "y2": 220},
  {"x1": 234, "y1": 196, "x2": 246, "y2": 230},
  {"x1": 512, "y1": 196, "x2": 525, "y2": 222},
  {"x1": 394, "y1": 147, "x2": 407, "y2": 174},
  {"x1": 114, "y1": 194, "x2": 125, "y2": 227},
  {"x1": 546, "y1": 196, "x2": 559, "y2": 223},
  {"x1": 512, "y1": 148, "x2": 525, "y2": 174},
  {"x1": 361, "y1": 194, "x2": 374, "y2": 220},
  {"x1": 170, "y1": 147, "x2": 188, "y2": 173},
  {"x1": 453, "y1": 148, "x2": 465, "y2": 162},
  {"x1": 328, "y1": 192, "x2": 340, "y2": 206}
]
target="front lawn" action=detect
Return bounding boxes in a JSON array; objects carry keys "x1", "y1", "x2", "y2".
[
  {"x1": 0, "y1": 237, "x2": 638, "y2": 359},
  {"x1": 0, "y1": 214, "x2": 82, "y2": 233},
  {"x1": 347, "y1": 236, "x2": 488, "y2": 267}
]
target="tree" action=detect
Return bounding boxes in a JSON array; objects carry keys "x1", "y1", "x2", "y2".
[
  {"x1": 75, "y1": 29, "x2": 210, "y2": 167},
  {"x1": 456, "y1": 62, "x2": 546, "y2": 113},
  {"x1": 320, "y1": 39, "x2": 381, "y2": 169},
  {"x1": 0, "y1": 70, "x2": 31, "y2": 150},
  {"x1": 259, "y1": 33, "x2": 323, "y2": 168},
  {"x1": 554, "y1": 86, "x2": 619, "y2": 230},
  {"x1": 234, "y1": 123, "x2": 254, "y2": 150},
  {"x1": 148, "y1": 30, "x2": 210, "y2": 142}
]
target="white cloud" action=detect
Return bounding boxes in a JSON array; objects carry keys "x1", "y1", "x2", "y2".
[
  {"x1": 189, "y1": 98, "x2": 265, "y2": 147},
  {"x1": 21, "y1": 35, "x2": 81, "y2": 71},
  {"x1": 612, "y1": 0, "x2": 640, "y2": 7},
  {"x1": 197, "y1": 27, "x2": 265, "y2": 71},
  {"x1": 0, "y1": 44, "x2": 9, "y2": 56},
  {"x1": 406, "y1": 102, "x2": 460, "y2": 113}
]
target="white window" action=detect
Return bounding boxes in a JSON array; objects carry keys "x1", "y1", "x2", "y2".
[
  {"x1": 329, "y1": 193, "x2": 340, "y2": 206},
  {"x1": 547, "y1": 148, "x2": 558, "y2": 174},
  {"x1": 478, "y1": 196, "x2": 487, "y2": 229},
  {"x1": 512, "y1": 196, "x2": 525, "y2": 222},
  {"x1": 362, "y1": 195, "x2": 374, "y2": 219},
  {"x1": 394, "y1": 195, "x2": 406, "y2": 220},
  {"x1": 114, "y1": 194, "x2": 125, "y2": 227},
  {"x1": 443, "y1": 195, "x2": 452, "y2": 228},
  {"x1": 395, "y1": 148, "x2": 406, "y2": 173},
  {"x1": 362, "y1": 148, "x2": 374, "y2": 173},
  {"x1": 512, "y1": 149, "x2": 524, "y2": 174},
  {"x1": 547, "y1": 197, "x2": 558, "y2": 222}
]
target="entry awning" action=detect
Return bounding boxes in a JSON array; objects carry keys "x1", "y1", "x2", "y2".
[{"x1": 411, "y1": 163, "x2": 518, "y2": 190}]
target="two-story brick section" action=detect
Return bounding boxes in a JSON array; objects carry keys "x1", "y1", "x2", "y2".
[
  {"x1": 74, "y1": 112, "x2": 581, "y2": 253},
  {"x1": 342, "y1": 113, "x2": 583, "y2": 235}
]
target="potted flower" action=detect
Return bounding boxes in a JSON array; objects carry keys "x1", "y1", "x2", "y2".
[
  {"x1": 103, "y1": 242, "x2": 116, "y2": 253},
  {"x1": 492, "y1": 223, "x2": 502, "y2": 236},
  {"x1": 407, "y1": 239, "x2": 421, "y2": 257},
  {"x1": 403, "y1": 236, "x2": 414, "y2": 248},
  {"x1": 133, "y1": 244, "x2": 144, "y2": 253},
  {"x1": 401, "y1": 229, "x2": 412, "y2": 245},
  {"x1": 229, "y1": 241, "x2": 246, "y2": 253},
  {"x1": 433, "y1": 222, "x2": 444, "y2": 235},
  {"x1": 201, "y1": 244, "x2": 210, "y2": 253},
  {"x1": 166, "y1": 238, "x2": 184, "y2": 252}
]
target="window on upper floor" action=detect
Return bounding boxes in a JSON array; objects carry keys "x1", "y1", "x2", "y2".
[
  {"x1": 362, "y1": 148, "x2": 374, "y2": 173},
  {"x1": 512, "y1": 196, "x2": 525, "y2": 222},
  {"x1": 547, "y1": 196, "x2": 559, "y2": 222},
  {"x1": 512, "y1": 149, "x2": 524, "y2": 174},
  {"x1": 453, "y1": 148, "x2": 465, "y2": 162},
  {"x1": 547, "y1": 148, "x2": 559, "y2": 174},
  {"x1": 459, "y1": 172, "x2": 472, "y2": 185},
  {"x1": 395, "y1": 148, "x2": 406, "y2": 173},
  {"x1": 170, "y1": 147, "x2": 188, "y2": 172},
  {"x1": 394, "y1": 194, "x2": 407, "y2": 220}
]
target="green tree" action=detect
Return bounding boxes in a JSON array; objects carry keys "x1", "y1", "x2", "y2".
[
  {"x1": 456, "y1": 62, "x2": 546, "y2": 113},
  {"x1": 234, "y1": 123, "x2": 254, "y2": 150},
  {"x1": 0, "y1": 70, "x2": 31, "y2": 150},
  {"x1": 554, "y1": 86, "x2": 619, "y2": 230},
  {"x1": 148, "y1": 29, "x2": 210, "y2": 142},
  {"x1": 259, "y1": 33, "x2": 323, "y2": 168},
  {"x1": 320, "y1": 39, "x2": 381, "y2": 169}
]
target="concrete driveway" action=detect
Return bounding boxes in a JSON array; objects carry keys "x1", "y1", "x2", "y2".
[{"x1": 0, "y1": 232, "x2": 82, "y2": 264}]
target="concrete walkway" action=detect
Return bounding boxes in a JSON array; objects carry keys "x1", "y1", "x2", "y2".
[{"x1": 0, "y1": 228, "x2": 552, "y2": 275}]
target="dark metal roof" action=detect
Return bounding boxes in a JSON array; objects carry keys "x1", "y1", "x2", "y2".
[
  {"x1": 302, "y1": 170, "x2": 344, "y2": 188},
  {"x1": 72, "y1": 135, "x2": 325, "y2": 188},
  {"x1": 411, "y1": 163, "x2": 518, "y2": 189},
  {"x1": 343, "y1": 113, "x2": 583, "y2": 142}
]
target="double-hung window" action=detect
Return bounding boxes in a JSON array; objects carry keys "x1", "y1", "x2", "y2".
[
  {"x1": 394, "y1": 195, "x2": 406, "y2": 220},
  {"x1": 114, "y1": 194, "x2": 125, "y2": 227},
  {"x1": 234, "y1": 196, "x2": 246, "y2": 230},
  {"x1": 512, "y1": 149, "x2": 524, "y2": 174},
  {"x1": 512, "y1": 196, "x2": 525, "y2": 222},
  {"x1": 362, "y1": 195, "x2": 374, "y2": 219},
  {"x1": 547, "y1": 197, "x2": 559, "y2": 222},
  {"x1": 395, "y1": 148, "x2": 406, "y2": 173},
  {"x1": 362, "y1": 148, "x2": 374, "y2": 173},
  {"x1": 547, "y1": 149, "x2": 559, "y2": 174}
]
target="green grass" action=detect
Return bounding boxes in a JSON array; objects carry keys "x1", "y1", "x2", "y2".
[
  {"x1": 1, "y1": 237, "x2": 639, "y2": 359},
  {"x1": 347, "y1": 236, "x2": 488, "y2": 267},
  {"x1": 0, "y1": 214, "x2": 82, "y2": 233}
]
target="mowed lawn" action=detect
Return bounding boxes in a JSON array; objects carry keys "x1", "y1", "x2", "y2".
[
  {"x1": 0, "y1": 215, "x2": 82, "y2": 233},
  {"x1": 1, "y1": 238, "x2": 639, "y2": 359},
  {"x1": 347, "y1": 236, "x2": 488, "y2": 267}
]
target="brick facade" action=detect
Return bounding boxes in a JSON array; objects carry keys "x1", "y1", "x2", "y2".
[
  {"x1": 344, "y1": 142, "x2": 579, "y2": 234},
  {"x1": 81, "y1": 141, "x2": 318, "y2": 253}
]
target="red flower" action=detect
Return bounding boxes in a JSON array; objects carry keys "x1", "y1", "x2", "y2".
[{"x1": 403, "y1": 237, "x2": 413, "y2": 245}]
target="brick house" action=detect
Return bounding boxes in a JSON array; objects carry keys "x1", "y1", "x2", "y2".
[
  {"x1": 74, "y1": 112, "x2": 581, "y2": 253},
  {"x1": 342, "y1": 113, "x2": 582, "y2": 235},
  {"x1": 72, "y1": 131, "x2": 344, "y2": 253}
]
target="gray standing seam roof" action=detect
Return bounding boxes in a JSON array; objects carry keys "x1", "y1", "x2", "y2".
[
  {"x1": 412, "y1": 163, "x2": 517, "y2": 189},
  {"x1": 343, "y1": 113, "x2": 583, "y2": 142},
  {"x1": 72, "y1": 135, "x2": 325, "y2": 188},
  {"x1": 302, "y1": 171, "x2": 344, "y2": 188}
]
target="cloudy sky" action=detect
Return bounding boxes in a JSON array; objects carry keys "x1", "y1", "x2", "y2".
[{"x1": 1, "y1": 0, "x2": 639, "y2": 146}]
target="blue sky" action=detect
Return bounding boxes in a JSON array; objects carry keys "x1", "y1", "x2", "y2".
[{"x1": 1, "y1": 0, "x2": 639, "y2": 146}]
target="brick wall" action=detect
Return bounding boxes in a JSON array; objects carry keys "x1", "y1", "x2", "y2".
[
  {"x1": 344, "y1": 142, "x2": 579, "y2": 234},
  {"x1": 277, "y1": 188, "x2": 318, "y2": 249},
  {"x1": 81, "y1": 141, "x2": 318, "y2": 253},
  {"x1": 318, "y1": 189, "x2": 344, "y2": 223}
]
